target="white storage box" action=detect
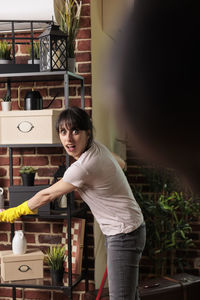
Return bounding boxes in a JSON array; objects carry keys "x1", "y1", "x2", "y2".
[
  {"x1": 0, "y1": 109, "x2": 61, "y2": 144},
  {"x1": 0, "y1": 249, "x2": 44, "y2": 281}
]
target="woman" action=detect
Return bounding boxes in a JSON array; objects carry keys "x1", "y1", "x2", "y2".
[{"x1": 0, "y1": 107, "x2": 146, "y2": 300}]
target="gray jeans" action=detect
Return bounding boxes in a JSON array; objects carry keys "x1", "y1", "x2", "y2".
[{"x1": 105, "y1": 222, "x2": 146, "y2": 300}]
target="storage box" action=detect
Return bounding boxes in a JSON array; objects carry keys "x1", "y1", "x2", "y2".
[
  {"x1": 0, "y1": 109, "x2": 61, "y2": 144},
  {"x1": 0, "y1": 249, "x2": 44, "y2": 281},
  {"x1": 9, "y1": 185, "x2": 50, "y2": 215}
]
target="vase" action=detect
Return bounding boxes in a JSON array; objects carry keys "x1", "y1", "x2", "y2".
[
  {"x1": 21, "y1": 173, "x2": 35, "y2": 186},
  {"x1": 12, "y1": 230, "x2": 27, "y2": 255},
  {"x1": 50, "y1": 268, "x2": 64, "y2": 285},
  {"x1": 1, "y1": 101, "x2": 11, "y2": 111},
  {"x1": 68, "y1": 57, "x2": 76, "y2": 73}
]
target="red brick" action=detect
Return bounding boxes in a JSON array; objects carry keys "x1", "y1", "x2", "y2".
[
  {"x1": 0, "y1": 233, "x2": 8, "y2": 242},
  {"x1": 37, "y1": 147, "x2": 63, "y2": 155},
  {"x1": 81, "y1": 5, "x2": 90, "y2": 17},
  {"x1": 14, "y1": 222, "x2": 23, "y2": 231},
  {"x1": 0, "y1": 82, "x2": 6, "y2": 88},
  {"x1": 0, "y1": 178, "x2": 11, "y2": 187},
  {"x1": 0, "y1": 148, "x2": 7, "y2": 155},
  {"x1": 78, "y1": 86, "x2": 91, "y2": 97},
  {"x1": 76, "y1": 52, "x2": 91, "y2": 62},
  {"x1": 24, "y1": 223, "x2": 50, "y2": 233},
  {"x1": 0, "y1": 222, "x2": 11, "y2": 231},
  {"x1": 35, "y1": 80, "x2": 64, "y2": 87},
  {"x1": 35, "y1": 179, "x2": 50, "y2": 185},
  {"x1": 77, "y1": 29, "x2": 91, "y2": 39},
  {"x1": 25, "y1": 233, "x2": 36, "y2": 243},
  {"x1": 13, "y1": 178, "x2": 21, "y2": 185},
  {"x1": 0, "y1": 157, "x2": 9, "y2": 166},
  {"x1": 78, "y1": 63, "x2": 91, "y2": 73},
  {"x1": 53, "y1": 223, "x2": 63, "y2": 233},
  {"x1": 85, "y1": 98, "x2": 92, "y2": 107},
  {"x1": 37, "y1": 167, "x2": 58, "y2": 177},
  {"x1": 80, "y1": 17, "x2": 91, "y2": 28},
  {"x1": 13, "y1": 148, "x2": 35, "y2": 155},
  {"x1": 69, "y1": 98, "x2": 81, "y2": 107},
  {"x1": 38, "y1": 234, "x2": 62, "y2": 244},
  {"x1": 24, "y1": 290, "x2": 51, "y2": 300},
  {"x1": 77, "y1": 40, "x2": 91, "y2": 51},
  {"x1": 0, "y1": 287, "x2": 22, "y2": 297},
  {"x1": 49, "y1": 87, "x2": 64, "y2": 97},
  {"x1": 0, "y1": 167, "x2": 6, "y2": 176},
  {"x1": 51, "y1": 156, "x2": 66, "y2": 165},
  {"x1": 22, "y1": 156, "x2": 49, "y2": 166}
]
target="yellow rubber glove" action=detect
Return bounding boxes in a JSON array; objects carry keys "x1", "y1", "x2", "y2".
[{"x1": 0, "y1": 201, "x2": 37, "y2": 223}]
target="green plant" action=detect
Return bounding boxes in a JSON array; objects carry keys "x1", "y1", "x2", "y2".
[
  {"x1": 0, "y1": 41, "x2": 12, "y2": 60},
  {"x1": 28, "y1": 41, "x2": 40, "y2": 59},
  {"x1": 2, "y1": 93, "x2": 11, "y2": 102},
  {"x1": 19, "y1": 166, "x2": 37, "y2": 174},
  {"x1": 45, "y1": 245, "x2": 66, "y2": 271},
  {"x1": 58, "y1": 0, "x2": 82, "y2": 58},
  {"x1": 133, "y1": 167, "x2": 200, "y2": 277}
]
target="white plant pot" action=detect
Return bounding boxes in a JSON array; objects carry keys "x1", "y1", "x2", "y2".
[
  {"x1": 1, "y1": 101, "x2": 11, "y2": 111},
  {"x1": 68, "y1": 57, "x2": 76, "y2": 73},
  {"x1": 0, "y1": 59, "x2": 11, "y2": 64},
  {"x1": 28, "y1": 59, "x2": 40, "y2": 65}
]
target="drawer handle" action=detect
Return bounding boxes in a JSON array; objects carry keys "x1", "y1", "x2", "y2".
[
  {"x1": 17, "y1": 121, "x2": 34, "y2": 133},
  {"x1": 18, "y1": 264, "x2": 31, "y2": 272}
]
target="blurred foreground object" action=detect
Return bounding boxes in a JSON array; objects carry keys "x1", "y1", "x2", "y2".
[{"x1": 109, "y1": 0, "x2": 200, "y2": 193}]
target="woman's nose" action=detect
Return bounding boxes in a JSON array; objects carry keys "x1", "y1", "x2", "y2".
[{"x1": 66, "y1": 131, "x2": 72, "y2": 141}]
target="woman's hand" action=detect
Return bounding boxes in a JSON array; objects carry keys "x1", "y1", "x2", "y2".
[{"x1": 0, "y1": 201, "x2": 36, "y2": 223}]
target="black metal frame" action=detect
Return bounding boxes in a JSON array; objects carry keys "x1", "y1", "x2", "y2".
[
  {"x1": 0, "y1": 71, "x2": 87, "y2": 300},
  {"x1": 0, "y1": 20, "x2": 53, "y2": 63}
]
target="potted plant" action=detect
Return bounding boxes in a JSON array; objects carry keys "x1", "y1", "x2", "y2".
[
  {"x1": 1, "y1": 92, "x2": 11, "y2": 111},
  {"x1": 0, "y1": 41, "x2": 12, "y2": 64},
  {"x1": 28, "y1": 41, "x2": 40, "y2": 64},
  {"x1": 55, "y1": 0, "x2": 82, "y2": 72},
  {"x1": 19, "y1": 166, "x2": 37, "y2": 186},
  {"x1": 133, "y1": 166, "x2": 200, "y2": 277},
  {"x1": 45, "y1": 245, "x2": 66, "y2": 285}
]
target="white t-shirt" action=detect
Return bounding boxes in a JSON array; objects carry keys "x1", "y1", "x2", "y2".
[{"x1": 63, "y1": 141, "x2": 144, "y2": 236}]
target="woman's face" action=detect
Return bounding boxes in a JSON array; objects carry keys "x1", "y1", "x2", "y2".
[{"x1": 59, "y1": 126, "x2": 90, "y2": 160}]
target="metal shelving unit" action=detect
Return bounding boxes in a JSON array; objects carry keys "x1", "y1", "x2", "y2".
[{"x1": 0, "y1": 71, "x2": 88, "y2": 300}]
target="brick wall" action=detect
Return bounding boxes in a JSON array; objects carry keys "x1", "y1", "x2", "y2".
[{"x1": 0, "y1": 1, "x2": 94, "y2": 299}]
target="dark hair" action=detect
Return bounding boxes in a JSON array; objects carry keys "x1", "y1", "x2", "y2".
[{"x1": 56, "y1": 107, "x2": 93, "y2": 147}]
